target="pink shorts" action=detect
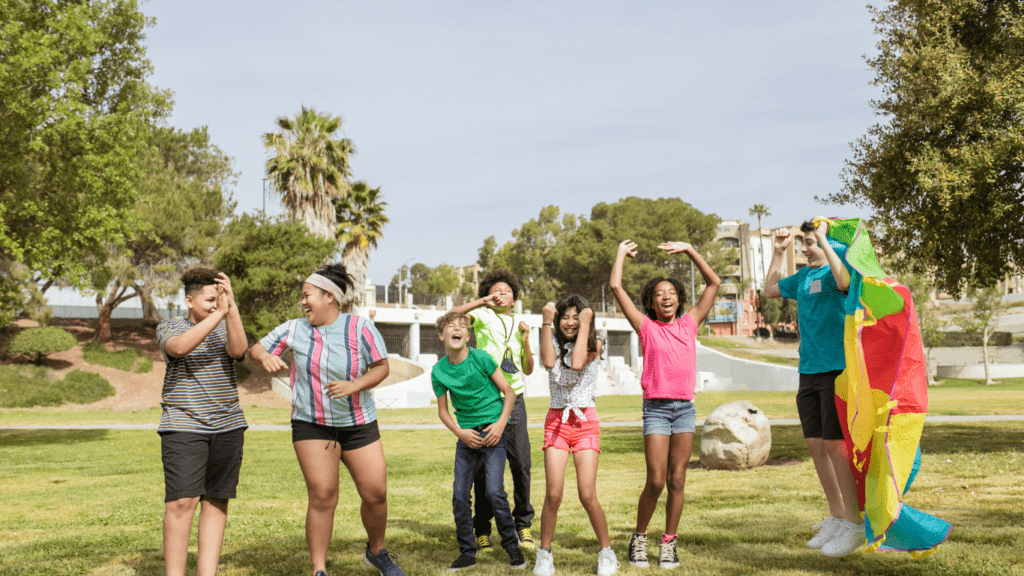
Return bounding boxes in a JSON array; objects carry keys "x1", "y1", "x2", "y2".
[{"x1": 543, "y1": 407, "x2": 601, "y2": 453}]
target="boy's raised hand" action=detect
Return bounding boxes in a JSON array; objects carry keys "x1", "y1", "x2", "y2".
[
  {"x1": 814, "y1": 217, "x2": 830, "y2": 240},
  {"x1": 774, "y1": 229, "x2": 794, "y2": 253},
  {"x1": 658, "y1": 241, "x2": 692, "y2": 255},
  {"x1": 618, "y1": 239, "x2": 638, "y2": 259},
  {"x1": 215, "y1": 273, "x2": 237, "y2": 312}
]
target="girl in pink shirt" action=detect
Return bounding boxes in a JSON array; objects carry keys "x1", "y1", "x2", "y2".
[{"x1": 610, "y1": 239, "x2": 720, "y2": 569}]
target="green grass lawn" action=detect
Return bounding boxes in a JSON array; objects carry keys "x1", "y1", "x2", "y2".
[
  {"x1": 0, "y1": 422, "x2": 1021, "y2": 575},
  {"x1": 3, "y1": 379, "x2": 1022, "y2": 427}
]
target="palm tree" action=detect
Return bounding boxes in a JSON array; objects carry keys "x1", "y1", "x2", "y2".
[
  {"x1": 334, "y1": 182, "x2": 389, "y2": 311},
  {"x1": 749, "y1": 204, "x2": 771, "y2": 340},
  {"x1": 263, "y1": 106, "x2": 353, "y2": 240}
]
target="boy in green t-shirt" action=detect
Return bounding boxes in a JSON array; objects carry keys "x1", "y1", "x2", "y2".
[
  {"x1": 433, "y1": 311, "x2": 526, "y2": 571},
  {"x1": 451, "y1": 268, "x2": 536, "y2": 550}
]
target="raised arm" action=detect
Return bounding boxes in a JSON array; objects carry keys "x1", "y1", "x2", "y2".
[
  {"x1": 610, "y1": 239, "x2": 646, "y2": 333},
  {"x1": 216, "y1": 274, "x2": 248, "y2": 359},
  {"x1": 813, "y1": 219, "x2": 851, "y2": 292},
  {"x1": 570, "y1": 307, "x2": 597, "y2": 371},
  {"x1": 450, "y1": 293, "x2": 501, "y2": 315},
  {"x1": 658, "y1": 242, "x2": 721, "y2": 325},
  {"x1": 163, "y1": 302, "x2": 228, "y2": 359},
  {"x1": 518, "y1": 319, "x2": 534, "y2": 375},
  {"x1": 764, "y1": 229, "x2": 792, "y2": 299},
  {"x1": 539, "y1": 302, "x2": 557, "y2": 370}
]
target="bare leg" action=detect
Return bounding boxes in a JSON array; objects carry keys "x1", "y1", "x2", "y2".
[
  {"x1": 539, "y1": 448, "x2": 570, "y2": 548},
  {"x1": 634, "y1": 434, "x2": 669, "y2": 533},
  {"x1": 197, "y1": 498, "x2": 228, "y2": 576},
  {"x1": 164, "y1": 496, "x2": 200, "y2": 576},
  {"x1": 341, "y1": 439, "x2": 389, "y2": 553},
  {"x1": 805, "y1": 437, "x2": 845, "y2": 518},
  {"x1": 572, "y1": 450, "x2": 610, "y2": 548},
  {"x1": 825, "y1": 439, "x2": 862, "y2": 524},
  {"x1": 663, "y1": 433, "x2": 693, "y2": 535},
  {"x1": 294, "y1": 440, "x2": 342, "y2": 573}
]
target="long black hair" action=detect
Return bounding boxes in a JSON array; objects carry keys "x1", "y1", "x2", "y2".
[
  {"x1": 554, "y1": 294, "x2": 598, "y2": 359},
  {"x1": 639, "y1": 277, "x2": 687, "y2": 321}
]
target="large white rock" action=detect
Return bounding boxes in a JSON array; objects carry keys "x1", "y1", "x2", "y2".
[{"x1": 699, "y1": 400, "x2": 771, "y2": 470}]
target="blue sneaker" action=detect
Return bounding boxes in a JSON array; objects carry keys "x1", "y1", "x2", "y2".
[
  {"x1": 363, "y1": 543, "x2": 405, "y2": 576},
  {"x1": 314, "y1": 571, "x2": 328, "y2": 576}
]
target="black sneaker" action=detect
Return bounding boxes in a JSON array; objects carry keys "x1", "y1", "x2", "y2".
[
  {"x1": 363, "y1": 543, "x2": 405, "y2": 576},
  {"x1": 313, "y1": 571, "x2": 328, "y2": 576},
  {"x1": 507, "y1": 546, "x2": 527, "y2": 569},
  {"x1": 447, "y1": 553, "x2": 476, "y2": 571},
  {"x1": 627, "y1": 531, "x2": 649, "y2": 568}
]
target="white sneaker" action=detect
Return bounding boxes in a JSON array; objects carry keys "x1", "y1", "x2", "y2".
[
  {"x1": 821, "y1": 520, "x2": 867, "y2": 557},
  {"x1": 533, "y1": 548, "x2": 554, "y2": 576},
  {"x1": 807, "y1": 516, "x2": 841, "y2": 549},
  {"x1": 597, "y1": 547, "x2": 620, "y2": 576}
]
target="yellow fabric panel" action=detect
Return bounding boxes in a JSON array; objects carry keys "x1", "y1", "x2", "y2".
[
  {"x1": 844, "y1": 312, "x2": 875, "y2": 461},
  {"x1": 865, "y1": 424, "x2": 901, "y2": 537},
  {"x1": 886, "y1": 413, "x2": 925, "y2": 494}
]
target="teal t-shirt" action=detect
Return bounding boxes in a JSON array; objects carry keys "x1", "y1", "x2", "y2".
[
  {"x1": 431, "y1": 347, "x2": 505, "y2": 428},
  {"x1": 778, "y1": 265, "x2": 846, "y2": 374}
]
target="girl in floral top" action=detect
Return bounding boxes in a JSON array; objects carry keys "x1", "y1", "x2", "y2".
[{"x1": 533, "y1": 295, "x2": 619, "y2": 576}]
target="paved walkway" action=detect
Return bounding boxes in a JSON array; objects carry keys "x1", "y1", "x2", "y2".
[{"x1": 3, "y1": 414, "x2": 1022, "y2": 432}]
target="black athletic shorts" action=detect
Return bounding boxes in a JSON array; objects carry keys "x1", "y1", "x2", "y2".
[
  {"x1": 160, "y1": 428, "x2": 245, "y2": 502},
  {"x1": 796, "y1": 370, "x2": 845, "y2": 440},
  {"x1": 291, "y1": 419, "x2": 380, "y2": 451}
]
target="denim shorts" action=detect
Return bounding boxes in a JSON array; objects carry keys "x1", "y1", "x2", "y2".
[{"x1": 642, "y1": 398, "x2": 696, "y2": 436}]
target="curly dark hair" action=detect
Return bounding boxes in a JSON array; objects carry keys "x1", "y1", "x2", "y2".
[
  {"x1": 553, "y1": 294, "x2": 598, "y2": 357},
  {"x1": 477, "y1": 268, "x2": 522, "y2": 302},
  {"x1": 310, "y1": 263, "x2": 355, "y2": 298},
  {"x1": 639, "y1": 277, "x2": 687, "y2": 321},
  {"x1": 181, "y1": 267, "x2": 221, "y2": 296},
  {"x1": 799, "y1": 220, "x2": 816, "y2": 234}
]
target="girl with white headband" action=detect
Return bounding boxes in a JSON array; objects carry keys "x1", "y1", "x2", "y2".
[
  {"x1": 533, "y1": 294, "x2": 618, "y2": 576},
  {"x1": 250, "y1": 263, "x2": 404, "y2": 576}
]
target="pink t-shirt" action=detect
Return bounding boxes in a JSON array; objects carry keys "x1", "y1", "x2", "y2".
[{"x1": 639, "y1": 314, "x2": 698, "y2": 400}]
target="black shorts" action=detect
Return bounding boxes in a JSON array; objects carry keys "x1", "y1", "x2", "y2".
[
  {"x1": 796, "y1": 370, "x2": 845, "y2": 440},
  {"x1": 291, "y1": 419, "x2": 380, "y2": 451},
  {"x1": 160, "y1": 428, "x2": 245, "y2": 502}
]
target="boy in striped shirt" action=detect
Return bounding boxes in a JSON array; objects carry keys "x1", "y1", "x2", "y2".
[{"x1": 157, "y1": 267, "x2": 248, "y2": 576}]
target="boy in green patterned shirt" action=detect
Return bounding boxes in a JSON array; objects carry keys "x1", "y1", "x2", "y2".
[
  {"x1": 156, "y1": 267, "x2": 248, "y2": 576},
  {"x1": 451, "y1": 268, "x2": 536, "y2": 550}
]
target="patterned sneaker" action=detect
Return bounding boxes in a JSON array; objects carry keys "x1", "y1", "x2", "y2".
[
  {"x1": 807, "y1": 516, "x2": 841, "y2": 549},
  {"x1": 658, "y1": 536, "x2": 679, "y2": 569},
  {"x1": 363, "y1": 543, "x2": 405, "y2": 576},
  {"x1": 627, "y1": 532, "x2": 649, "y2": 568},
  {"x1": 533, "y1": 548, "x2": 554, "y2": 576},
  {"x1": 507, "y1": 546, "x2": 528, "y2": 569},
  {"x1": 821, "y1": 520, "x2": 867, "y2": 558},
  {"x1": 448, "y1": 553, "x2": 476, "y2": 571},
  {"x1": 477, "y1": 534, "x2": 493, "y2": 552},
  {"x1": 314, "y1": 571, "x2": 328, "y2": 576},
  {"x1": 597, "y1": 547, "x2": 620, "y2": 576},
  {"x1": 519, "y1": 527, "x2": 535, "y2": 550}
]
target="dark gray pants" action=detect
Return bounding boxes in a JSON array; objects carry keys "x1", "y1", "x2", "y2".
[{"x1": 473, "y1": 393, "x2": 534, "y2": 535}]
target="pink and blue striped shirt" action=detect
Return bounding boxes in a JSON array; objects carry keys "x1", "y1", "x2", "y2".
[{"x1": 260, "y1": 314, "x2": 388, "y2": 427}]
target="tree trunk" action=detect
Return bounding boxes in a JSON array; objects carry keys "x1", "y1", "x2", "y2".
[
  {"x1": 94, "y1": 280, "x2": 138, "y2": 342},
  {"x1": 982, "y1": 326, "x2": 993, "y2": 384},
  {"x1": 138, "y1": 285, "x2": 163, "y2": 325},
  {"x1": 340, "y1": 246, "x2": 368, "y2": 315},
  {"x1": 924, "y1": 347, "x2": 936, "y2": 386}
]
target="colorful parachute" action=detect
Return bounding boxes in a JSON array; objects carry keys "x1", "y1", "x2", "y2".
[{"x1": 821, "y1": 217, "x2": 951, "y2": 557}]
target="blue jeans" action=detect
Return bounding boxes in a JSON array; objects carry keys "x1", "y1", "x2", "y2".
[
  {"x1": 473, "y1": 393, "x2": 533, "y2": 534},
  {"x1": 453, "y1": 426, "x2": 518, "y2": 554}
]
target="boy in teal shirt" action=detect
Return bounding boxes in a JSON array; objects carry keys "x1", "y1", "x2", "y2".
[{"x1": 433, "y1": 311, "x2": 527, "y2": 571}]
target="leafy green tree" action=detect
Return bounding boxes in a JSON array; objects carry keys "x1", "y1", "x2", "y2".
[
  {"x1": 214, "y1": 215, "x2": 337, "y2": 339},
  {"x1": 492, "y1": 205, "x2": 578, "y2": 310},
  {"x1": 748, "y1": 205, "x2": 771, "y2": 339},
  {"x1": 903, "y1": 272, "x2": 945, "y2": 385},
  {"x1": 761, "y1": 296, "x2": 782, "y2": 341},
  {"x1": 546, "y1": 197, "x2": 724, "y2": 308},
  {"x1": 7, "y1": 327, "x2": 77, "y2": 365},
  {"x1": 426, "y1": 264, "x2": 461, "y2": 296},
  {"x1": 0, "y1": 0, "x2": 169, "y2": 326},
  {"x1": 334, "y1": 182, "x2": 389, "y2": 311},
  {"x1": 92, "y1": 126, "x2": 237, "y2": 341},
  {"x1": 827, "y1": 1, "x2": 1024, "y2": 299},
  {"x1": 263, "y1": 106, "x2": 353, "y2": 240},
  {"x1": 478, "y1": 236, "x2": 497, "y2": 272},
  {"x1": 957, "y1": 284, "x2": 1006, "y2": 385}
]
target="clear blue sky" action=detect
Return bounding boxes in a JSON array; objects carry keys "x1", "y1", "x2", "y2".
[{"x1": 142, "y1": 1, "x2": 880, "y2": 285}]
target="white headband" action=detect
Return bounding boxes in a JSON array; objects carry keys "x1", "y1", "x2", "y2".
[{"x1": 305, "y1": 273, "x2": 343, "y2": 303}]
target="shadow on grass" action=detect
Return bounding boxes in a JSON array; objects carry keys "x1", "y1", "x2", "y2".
[
  {"x1": 0, "y1": 428, "x2": 108, "y2": 447},
  {"x1": 921, "y1": 422, "x2": 1024, "y2": 454},
  {"x1": 599, "y1": 425, "x2": 814, "y2": 463}
]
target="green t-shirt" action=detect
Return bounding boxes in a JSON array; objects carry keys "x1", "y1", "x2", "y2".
[
  {"x1": 468, "y1": 306, "x2": 526, "y2": 394},
  {"x1": 432, "y1": 347, "x2": 505, "y2": 428}
]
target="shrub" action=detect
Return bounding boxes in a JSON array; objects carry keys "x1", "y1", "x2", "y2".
[
  {"x1": 7, "y1": 327, "x2": 77, "y2": 364},
  {"x1": 942, "y1": 331, "x2": 1013, "y2": 347},
  {"x1": 60, "y1": 370, "x2": 115, "y2": 404},
  {"x1": 0, "y1": 365, "x2": 63, "y2": 407}
]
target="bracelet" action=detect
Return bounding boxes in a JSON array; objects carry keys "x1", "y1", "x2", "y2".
[{"x1": 542, "y1": 323, "x2": 551, "y2": 326}]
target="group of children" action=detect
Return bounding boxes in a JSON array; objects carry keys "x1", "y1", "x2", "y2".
[{"x1": 158, "y1": 218, "x2": 866, "y2": 576}]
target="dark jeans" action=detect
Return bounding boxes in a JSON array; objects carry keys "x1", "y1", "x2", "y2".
[
  {"x1": 473, "y1": 393, "x2": 533, "y2": 536},
  {"x1": 454, "y1": 427, "x2": 518, "y2": 554}
]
